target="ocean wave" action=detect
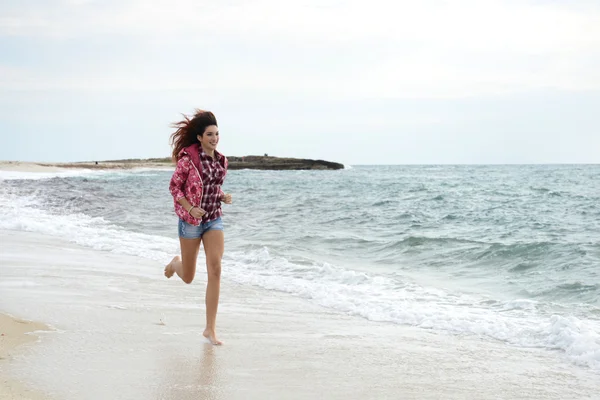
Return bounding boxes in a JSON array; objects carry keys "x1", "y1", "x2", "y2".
[
  {"x1": 475, "y1": 241, "x2": 554, "y2": 260},
  {"x1": 530, "y1": 283, "x2": 600, "y2": 300},
  {"x1": 225, "y1": 246, "x2": 600, "y2": 371},
  {"x1": 0, "y1": 191, "x2": 177, "y2": 262},
  {"x1": 530, "y1": 186, "x2": 565, "y2": 197},
  {"x1": 0, "y1": 168, "x2": 167, "y2": 181},
  {"x1": 508, "y1": 262, "x2": 539, "y2": 272},
  {"x1": 0, "y1": 169, "x2": 102, "y2": 181},
  {"x1": 442, "y1": 214, "x2": 459, "y2": 220},
  {"x1": 2, "y1": 166, "x2": 600, "y2": 372},
  {"x1": 380, "y1": 236, "x2": 483, "y2": 250},
  {"x1": 531, "y1": 187, "x2": 551, "y2": 193},
  {"x1": 555, "y1": 282, "x2": 599, "y2": 292},
  {"x1": 0, "y1": 194, "x2": 598, "y2": 371},
  {"x1": 371, "y1": 200, "x2": 396, "y2": 207}
]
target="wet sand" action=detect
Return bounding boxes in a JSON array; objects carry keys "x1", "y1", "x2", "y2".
[
  {"x1": 1, "y1": 230, "x2": 599, "y2": 399},
  {"x1": 0, "y1": 314, "x2": 50, "y2": 400}
]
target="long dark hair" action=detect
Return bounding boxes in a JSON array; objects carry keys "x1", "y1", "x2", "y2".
[{"x1": 170, "y1": 109, "x2": 218, "y2": 161}]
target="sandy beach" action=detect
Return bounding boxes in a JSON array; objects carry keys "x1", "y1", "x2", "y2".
[
  {"x1": 0, "y1": 160, "x2": 173, "y2": 182},
  {"x1": 1, "y1": 229, "x2": 599, "y2": 399},
  {"x1": 0, "y1": 161, "x2": 67, "y2": 173},
  {"x1": 0, "y1": 314, "x2": 50, "y2": 400},
  {"x1": 0, "y1": 160, "x2": 171, "y2": 173}
]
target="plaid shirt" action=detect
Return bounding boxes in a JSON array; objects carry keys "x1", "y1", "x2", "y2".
[{"x1": 199, "y1": 147, "x2": 227, "y2": 223}]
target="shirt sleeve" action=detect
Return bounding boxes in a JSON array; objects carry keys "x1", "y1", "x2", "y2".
[
  {"x1": 169, "y1": 156, "x2": 191, "y2": 201},
  {"x1": 219, "y1": 156, "x2": 228, "y2": 199}
]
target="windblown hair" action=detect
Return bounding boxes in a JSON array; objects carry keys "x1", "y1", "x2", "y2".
[{"x1": 170, "y1": 109, "x2": 218, "y2": 161}]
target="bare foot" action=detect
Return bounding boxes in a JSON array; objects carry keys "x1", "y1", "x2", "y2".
[
  {"x1": 203, "y1": 329, "x2": 223, "y2": 345},
  {"x1": 164, "y1": 256, "x2": 180, "y2": 278}
]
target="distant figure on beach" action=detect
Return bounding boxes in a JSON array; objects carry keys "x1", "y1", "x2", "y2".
[{"x1": 164, "y1": 109, "x2": 232, "y2": 345}]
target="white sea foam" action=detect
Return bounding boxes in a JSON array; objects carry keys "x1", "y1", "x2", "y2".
[
  {"x1": 0, "y1": 192, "x2": 177, "y2": 262},
  {"x1": 224, "y1": 246, "x2": 600, "y2": 370},
  {"x1": 1, "y1": 189, "x2": 599, "y2": 371},
  {"x1": 0, "y1": 168, "x2": 171, "y2": 181},
  {"x1": 0, "y1": 169, "x2": 104, "y2": 181}
]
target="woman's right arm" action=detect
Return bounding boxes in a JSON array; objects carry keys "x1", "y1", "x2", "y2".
[
  {"x1": 169, "y1": 156, "x2": 191, "y2": 206},
  {"x1": 177, "y1": 196, "x2": 194, "y2": 213},
  {"x1": 169, "y1": 157, "x2": 205, "y2": 217}
]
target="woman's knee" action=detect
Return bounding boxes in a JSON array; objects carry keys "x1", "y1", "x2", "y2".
[
  {"x1": 207, "y1": 260, "x2": 221, "y2": 280},
  {"x1": 182, "y1": 273, "x2": 195, "y2": 284},
  {"x1": 181, "y1": 258, "x2": 197, "y2": 284}
]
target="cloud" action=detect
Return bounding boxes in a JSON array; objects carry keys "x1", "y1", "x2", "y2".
[
  {"x1": 3, "y1": 0, "x2": 599, "y2": 49},
  {"x1": 1, "y1": 0, "x2": 600, "y2": 98}
]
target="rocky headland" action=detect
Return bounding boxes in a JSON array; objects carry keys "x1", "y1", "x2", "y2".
[{"x1": 34, "y1": 156, "x2": 345, "y2": 171}]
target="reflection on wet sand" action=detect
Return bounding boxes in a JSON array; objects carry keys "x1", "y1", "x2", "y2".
[{"x1": 156, "y1": 343, "x2": 225, "y2": 400}]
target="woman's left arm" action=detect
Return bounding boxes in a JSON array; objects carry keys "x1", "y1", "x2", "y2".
[
  {"x1": 219, "y1": 156, "x2": 232, "y2": 204},
  {"x1": 220, "y1": 191, "x2": 232, "y2": 204}
]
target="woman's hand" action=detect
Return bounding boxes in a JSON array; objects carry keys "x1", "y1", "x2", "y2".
[
  {"x1": 189, "y1": 206, "x2": 206, "y2": 219},
  {"x1": 221, "y1": 193, "x2": 232, "y2": 204}
]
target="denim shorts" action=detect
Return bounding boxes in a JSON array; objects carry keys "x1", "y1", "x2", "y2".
[{"x1": 178, "y1": 217, "x2": 224, "y2": 239}]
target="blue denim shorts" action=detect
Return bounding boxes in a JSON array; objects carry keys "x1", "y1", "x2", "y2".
[{"x1": 178, "y1": 217, "x2": 224, "y2": 239}]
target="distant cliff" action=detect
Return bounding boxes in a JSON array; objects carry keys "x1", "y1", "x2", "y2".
[{"x1": 40, "y1": 156, "x2": 345, "y2": 171}]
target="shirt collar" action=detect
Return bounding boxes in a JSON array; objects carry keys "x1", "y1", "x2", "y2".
[{"x1": 199, "y1": 146, "x2": 221, "y2": 161}]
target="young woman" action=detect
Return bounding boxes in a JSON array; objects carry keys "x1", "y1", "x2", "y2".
[{"x1": 164, "y1": 109, "x2": 232, "y2": 345}]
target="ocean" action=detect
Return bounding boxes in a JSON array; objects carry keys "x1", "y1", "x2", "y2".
[{"x1": 1, "y1": 164, "x2": 599, "y2": 372}]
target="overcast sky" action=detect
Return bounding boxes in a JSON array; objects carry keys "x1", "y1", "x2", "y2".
[{"x1": 1, "y1": 0, "x2": 599, "y2": 164}]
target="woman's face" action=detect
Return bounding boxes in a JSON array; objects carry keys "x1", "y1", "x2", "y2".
[{"x1": 198, "y1": 125, "x2": 219, "y2": 152}]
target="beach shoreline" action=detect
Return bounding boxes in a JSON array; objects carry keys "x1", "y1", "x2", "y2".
[
  {"x1": 1, "y1": 229, "x2": 599, "y2": 399},
  {"x1": 0, "y1": 160, "x2": 169, "y2": 172},
  {"x1": 0, "y1": 313, "x2": 51, "y2": 400},
  {"x1": 0, "y1": 161, "x2": 69, "y2": 173}
]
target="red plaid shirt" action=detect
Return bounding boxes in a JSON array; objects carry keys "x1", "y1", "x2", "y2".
[{"x1": 199, "y1": 147, "x2": 227, "y2": 223}]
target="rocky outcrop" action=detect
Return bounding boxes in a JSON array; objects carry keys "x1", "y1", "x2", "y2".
[
  {"x1": 40, "y1": 156, "x2": 345, "y2": 171},
  {"x1": 227, "y1": 156, "x2": 344, "y2": 170}
]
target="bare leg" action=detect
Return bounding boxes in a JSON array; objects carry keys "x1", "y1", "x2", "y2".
[
  {"x1": 200, "y1": 230, "x2": 224, "y2": 345},
  {"x1": 165, "y1": 237, "x2": 201, "y2": 284}
]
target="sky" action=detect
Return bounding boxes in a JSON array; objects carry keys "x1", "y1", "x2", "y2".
[{"x1": 0, "y1": 0, "x2": 599, "y2": 165}]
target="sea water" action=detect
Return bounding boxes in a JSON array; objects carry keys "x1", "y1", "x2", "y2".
[{"x1": 1, "y1": 164, "x2": 599, "y2": 371}]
